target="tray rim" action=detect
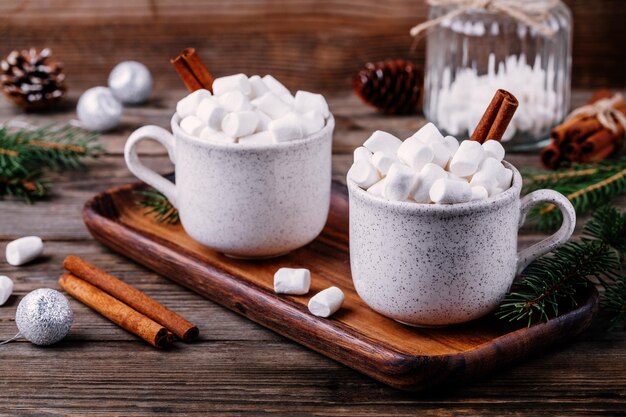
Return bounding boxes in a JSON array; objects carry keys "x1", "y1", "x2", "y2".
[{"x1": 82, "y1": 179, "x2": 599, "y2": 391}]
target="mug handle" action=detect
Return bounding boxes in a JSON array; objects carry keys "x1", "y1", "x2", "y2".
[
  {"x1": 124, "y1": 125, "x2": 178, "y2": 208},
  {"x1": 516, "y1": 189, "x2": 576, "y2": 275}
]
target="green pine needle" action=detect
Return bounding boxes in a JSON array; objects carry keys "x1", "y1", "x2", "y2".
[
  {"x1": 498, "y1": 206, "x2": 626, "y2": 327},
  {"x1": 0, "y1": 124, "x2": 101, "y2": 202},
  {"x1": 135, "y1": 189, "x2": 180, "y2": 225},
  {"x1": 522, "y1": 158, "x2": 626, "y2": 231}
]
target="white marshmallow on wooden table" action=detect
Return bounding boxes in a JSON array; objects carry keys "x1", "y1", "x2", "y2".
[
  {"x1": 221, "y1": 111, "x2": 259, "y2": 138},
  {"x1": 196, "y1": 98, "x2": 227, "y2": 130},
  {"x1": 442, "y1": 135, "x2": 460, "y2": 154},
  {"x1": 0, "y1": 276, "x2": 13, "y2": 305},
  {"x1": 205, "y1": 131, "x2": 237, "y2": 144},
  {"x1": 471, "y1": 185, "x2": 489, "y2": 201},
  {"x1": 6, "y1": 236, "x2": 44, "y2": 266},
  {"x1": 482, "y1": 139, "x2": 505, "y2": 161},
  {"x1": 176, "y1": 89, "x2": 212, "y2": 118},
  {"x1": 308, "y1": 286, "x2": 345, "y2": 318},
  {"x1": 429, "y1": 178, "x2": 472, "y2": 204},
  {"x1": 411, "y1": 163, "x2": 447, "y2": 203},
  {"x1": 363, "y1": 131, "x2": 402, "y2": 156},
  {"x1": 262, "y1": 74, "x2": 291, "y2": 97},
  {"x1": 448, "y1": 140, "x2": 485, "y2": 177},
  {"x1": 251, "y1": 92, "x2": 291, "y2": 119},
  {"x1": 274, "y1": 268, "x2": 311, "y2": 295},
  {"x1": 212, "y1": 73, "x2": 251, "y2": 96},
  {"x1": 248, "y1": 75, "x2": 269, "y2": 99},
  {"x1": 397, "y1": 137, "x2": 434, "y2": 171},
  {"x1": 179, "y1": 115, "x2": 204, "y2": 137},
  {"x1": 371, "y1": 151, "x2": 396, "y2": 176},
  {"x1": 384, "y1": 162, "x2": 417, "y2": 201},
  {"x1": 294, "y1": 90, "x2": 330, "y2": 118},
  {"x1": 219, "y1": 90, "x2": 253, "y2": 112},
  {"x1": 238, "y1": 131, "x2": 273, "y2": 145},
  {"x1": 353, "y1": 146, "x2": 372, "y2": 163},
  {"x1": 268, "y1": 112, "x2": 304, "y2": 142},
  {"x1": 348, "y1": 159, "x2": 380, "y2": 188},
  {"x1": 408, "y1": 122, "x2": 444, "y2": 144},
  {"x1": 367, "y1": 178, "x2": 387, "y2": 198}
]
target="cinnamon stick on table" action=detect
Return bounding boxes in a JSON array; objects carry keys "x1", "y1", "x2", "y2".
[
  {"x1": 171, "y1": 47, "x2": 214, "y2": 93},
  {"x1": 63, "y1": 255, "x2": 199, "y2": 342},
  {"x1": 470, "y1": 89, "x2": 519, "y2": 143},
  {"x1": 59, "y1": 273, "x2": 174, "y2": 349}
]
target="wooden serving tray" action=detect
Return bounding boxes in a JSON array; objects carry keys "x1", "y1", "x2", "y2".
[{"x1": 83, "y1": 178, "x2": 599, "y2": 391}]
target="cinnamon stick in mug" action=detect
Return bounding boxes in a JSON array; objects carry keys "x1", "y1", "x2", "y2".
[
  {"x1": 171, "y1": 47, "x2": 214, "y2": 93},
  {"x1": 59, "y1": 273, "x2": 174, "y2": 349},
  {"x1": 470, "y1": 89, "x2": 519, "y2": 143},
  {"x1": 63, "y1": 255, "x2": 199, "y2": 342}
]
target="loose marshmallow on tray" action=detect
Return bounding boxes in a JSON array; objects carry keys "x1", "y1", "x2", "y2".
[
  {"x1": 308, "y1": 287, "x2": 345, "y2": 318},
  {"x1": 274, "y1": 268, "x2": 311, "y2": 295},
  {"x1": 6, "y1": 236, "x2": 44, "y2": 266},
  {"x1": 175, "y1": 74, "x2": 329, "y2": 144},
  {"x1": 349, "y1": 122, "x2": 513, "y2": 204}
]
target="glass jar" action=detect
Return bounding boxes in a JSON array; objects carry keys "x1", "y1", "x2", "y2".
[{"x1": 423, "y1": 0, "x2": 572, "y2": 151}]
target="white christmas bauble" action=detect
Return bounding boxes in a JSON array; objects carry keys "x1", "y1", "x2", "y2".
[
  {"x1": 108, "y1": 61, "x2": 153, "y2": 104},
  {"x1": 15, "y1": 289, "x2": 73, "y2": 346},
  {"x1": 77, "y1": 86, "x2": 123, "y2": 131}
]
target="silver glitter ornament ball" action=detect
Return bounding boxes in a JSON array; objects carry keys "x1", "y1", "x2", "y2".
[
  {"x1": 76, "y1": 86, "x2": 123, "y2": 132},
  {"x1": 16, "y1": 288, "x2": 73, "y2": 346},
  {"x1": 108, "y1": 61, "x2": 153, "y2": 105}
]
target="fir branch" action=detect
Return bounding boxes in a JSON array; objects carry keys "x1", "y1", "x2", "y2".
[
  {"x1": 583, "y1": 206, "x2": 626, "y2": 258},
  {"x1": 135, "y1": 189, "x2": 180, "y2": 225},
  {"x1": 602, "y1": 275, "x2": 626, "y2": 329},
  {"x1": 522, "y1": 158, "x2": 626, "y2": 231}
]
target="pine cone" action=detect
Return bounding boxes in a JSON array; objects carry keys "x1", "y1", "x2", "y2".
[
  {"x1": 1, "y1": 48, "x2": 67, "y2": 110},
  {"x1": 353, "y1": 59, "x2": 423, "y2": 115}
]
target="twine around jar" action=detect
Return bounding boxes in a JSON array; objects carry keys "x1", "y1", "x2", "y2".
[
  {"x1": 410, "y1": 0, "x2": 560, "y2": 39},
  {"x1": 566, "y1": 94, "x2": 626, "y2": 136}
]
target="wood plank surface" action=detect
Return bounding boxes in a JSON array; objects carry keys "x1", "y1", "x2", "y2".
[
  {"x1": 0, "y1": 0, "x2": 625, "y2": 93},
  {"x1": 0, "y1": 89, "x2": 624, "y2": 414}
]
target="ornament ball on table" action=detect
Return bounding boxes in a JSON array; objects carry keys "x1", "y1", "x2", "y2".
[
  {"x1": 76, "y1": 86, "x2": 123, "y2": 132},
  {"x1": 108, "y1": 61, "x2": 153, "y2": 105},
  {"x1": 15, "y1": 288, "x2": 73, "y2": 346}
]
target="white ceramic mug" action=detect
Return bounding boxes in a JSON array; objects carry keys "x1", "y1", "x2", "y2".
[
  {"x1": 125, "y1": 114, "x2": 334, "y2": 258},
  {"x1": 347, "y1": 162, "x2": 576, "y2": 327}
]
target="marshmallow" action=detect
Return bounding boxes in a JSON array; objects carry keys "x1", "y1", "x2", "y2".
[
  {"x1": 268, "y1": 112, "x2": 304, "y2": 142},
  {"x1": 205, "y1": 131, "x2": 237, "y2": 144},
  {"x1": 301, "y1": 110, "x2": 325, "y2": 136},
  {"x1": 248, "y1": 75, "x2": 270, "y2": 99},
  {"x1": 251, "y1": 92, "x2": 291, "y2": 119},
  {"x1": 274, "y1": 268, "x2": 311, "y2": 295},
  {"x1": 353, "y1": 146, "x2": 372, "y2": 163},
  {"x1": 471, "y1": 185, "x2": 489, "y2": 201},
  {"x1": 398, "y1": 137, "x2": 434, "y2": 171},
  {"x1": 180, "y1": 115, "x2": 204, "y2": 137},
  {"x1": 429, "y1": 141, "x2": 453, "y2": 168},
  {"x1": 212, "y1": 73, "x2": 251, "y2": 96},
  {"x1": 221, "y1": 111, "x2": 259, "y2": 138},
  {"x1": 499, "y1": 168, "x2": 513, "y2": 189},
  {"x1": 294, "y1": 90, "x2": 330, "y2": 118},
  {"x1": 470, "y1": 157, "x2": 507, "y2": 195},
  {"x1": 176, "y1": 89, "x2": 211, "y2": 118},
  {"x1": 384, "y1": 163, "x2": 417, "y2": 201},
  {"x1": 411, "y1": 163, "x2": 447, "y2": 203},
  {"x1": 219, "y1": 90, "x2": 252, "y2": 112},
  {"x1": 409, "y1": 122, "x2": 444, "y2": 144},
  {"x1": 6, "y1": 236, "x2": 44, "y2": 266},
  {"x1": 363, "y1": 131, "x2": 402, "y2": 156},
  {"x1": 367, "y1": 178, "x2": 387, "y2": 198},
  {"x1": 238, "y1": 131, "x2": 273, "y2": 145},
  {"x1": 448, "y1": 140, "x2": 485, "y2": 177},
  {"x1": 308, "y1": 286, "x2": 345, "y2": 318},
  {"x1": 254, "y1": 110, "x2": 272, "y2": 132},
  {"x1": 442, "y1": 135, "x2": 460, "y2": 154},
  {"x1": 482, "y1": 139, "x2": 505, "y2": 161},
  {"x1": 199, "y1": 126, "x2": 215, "y2": 140},
  {"x1": 0, "y1": 276, "x2": 13, "y2": 306},
  {"x1": 280, "y1": 93, "x2": 295, "y2": 106},
  {"x1": 429, "y1": 178, "x2": 472, "y2": 204},
  {"x1": 371, "y1": 151, "x2": 396, "y2": 176},
  {"x1": 196, "y1": 98, "x2": 227, "y2": 130},
  {"x1": 262, "y1": 74, "x2": 291, "y2": 97},
  {"x1": 348, "y1": 159, "x2": 380, "y2": 188}
]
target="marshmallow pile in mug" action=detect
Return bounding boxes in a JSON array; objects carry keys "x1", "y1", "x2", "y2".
[
  {"x1": 176, "y1": 74, "x2": 330, "y2": 145},
  {"x1": 348, "y1": 123, "x2": 513, "y2": 204}
]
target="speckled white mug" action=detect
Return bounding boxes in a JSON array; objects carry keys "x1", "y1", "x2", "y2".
[
  {"x1": 125, "y1": 114, "x2": 334, "y2": 258},
  {"x1": 348, "y1": 162, "x2": 576, "y2": 327}
]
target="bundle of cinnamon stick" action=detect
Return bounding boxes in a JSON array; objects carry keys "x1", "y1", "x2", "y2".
[
  {"x1": 541, "y1": 89, "x2": 626, "y2": 169},
  {"x1": 59, "y1": 256, "x2": 198, "y2": 348}
]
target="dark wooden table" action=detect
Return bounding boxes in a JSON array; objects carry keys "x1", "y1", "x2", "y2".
[{"x1": 0, "y1": 90, "x2": 624, "y2": 416}]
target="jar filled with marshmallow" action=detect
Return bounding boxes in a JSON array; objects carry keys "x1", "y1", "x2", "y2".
[{"x1": 421, "y1": 0, "x2": 572, "y2": 151}]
